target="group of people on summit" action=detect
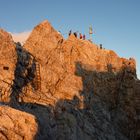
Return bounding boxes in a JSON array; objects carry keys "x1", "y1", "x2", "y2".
[
  {"x1": 57, "y1": 27, "x2": 105, "y2": 50},
  {"x1": 68, "y1": 30, "x2": 86, "y2": 40}
]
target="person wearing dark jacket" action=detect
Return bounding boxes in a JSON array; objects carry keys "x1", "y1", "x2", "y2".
[
  {"x1": 83, "y1": 34, "x2": 86, "y2": 40},
  {"x1": 69, "y1": 30, "x2": 72, "y2": 36},
  {"x1": 74, "y1": 32, "x2": 77, "y2": 38}
]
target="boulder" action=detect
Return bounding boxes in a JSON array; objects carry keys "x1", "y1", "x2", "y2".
[{"x1": 0, "y1": 106, "x2": 37, "y2": 140}]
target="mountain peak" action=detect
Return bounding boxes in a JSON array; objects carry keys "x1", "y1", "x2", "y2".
[
  {"x1": 35, "y1": 20, "x2": 53, "y2": 32},
  {"x1": 24, "y1": 20, "x2": 63, "y2": 60},
  {"x1": 39, "y1": 19, "x2": 51, "y2": 26},
  {"x1": 0, "y1": 28, "x2": 13, "y2": 42},
  {"x1": 0, "y1": 20, "x2": 139, "y2": 140}
]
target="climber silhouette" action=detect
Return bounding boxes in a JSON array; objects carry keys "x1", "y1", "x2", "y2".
[
  {"x1": 69, "y1": 30, "x2": 72, "y2": 36},
  {"x1": 73, "y1": 32, "x2": 77, "y2": 38}
]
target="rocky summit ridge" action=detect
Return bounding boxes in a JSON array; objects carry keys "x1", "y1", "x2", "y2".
[{"x1": 0, "y1": 20, "x2": 139, "y2": 140}]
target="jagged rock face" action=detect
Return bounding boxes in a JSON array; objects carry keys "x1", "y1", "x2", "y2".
[
  {"x1": 0, "y1": 20, "x2": 139, "y2": 140},
  {"x1": 23, "y1": 21, "x2": 139, "y2": 139},
  {"x1": 0, "y1": 29, "x2": 17, "y2": 102},
  {"x1": 24, "y1": 20, "x2": 64, "y2": 93},
  {"x1": 0, "y1": 106, "x2": 37, "y2": 140},
  {"x1": 0, "y1": 29, "x2": 17, "y2": 83},
  {"x1": 133, "y1": 80, "x2": 140, "y2": 139},
  {"x1": 24, "y1": 24, "x2": 136, "y2": 102},
  {"x1": 24, "y1": 20, "x2": 63, "y2": 61}
]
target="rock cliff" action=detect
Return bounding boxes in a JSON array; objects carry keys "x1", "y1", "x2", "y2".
[
  {"x1": 0, "y1": 29, "x2": 17, "y2": 102},
  {"x1": 0, "y1": 20, "x2": 139, "y2": 140}
]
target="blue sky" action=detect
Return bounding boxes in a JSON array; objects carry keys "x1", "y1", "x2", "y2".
[{"x1": 0, "y1": 0, "x2": 140, "y2": 78}]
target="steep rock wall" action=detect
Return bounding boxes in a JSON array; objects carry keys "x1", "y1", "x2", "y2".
[{"x1": 0, "y1": 20, "x2": 139, "y2": 140}]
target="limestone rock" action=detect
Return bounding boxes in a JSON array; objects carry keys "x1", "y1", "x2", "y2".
[
  {"x1": 23, "y1": 21, "x2": 136, "y2": 102},
  {"x1": 23, "y1": 20, "x2": 138, "y2": 139},
  {"x1": 0, "y1": 20, "x2": 139, "y2": 140},
  {"x1": 0, "y1": 29, "x2": 17, "y2": 102},
  {"x1": 0, "y1": 106, "x2": 37, "y2": 140},
  {"x1": 0, "y1": 29, "x2": 17, "y2": 82},
  {"x1": 24, "y1": 20, "x2": 63, "y2": 62}
]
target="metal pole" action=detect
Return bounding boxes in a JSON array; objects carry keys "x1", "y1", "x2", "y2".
[{"x1": 89, "y1": 26, "x2": 93, "y2": 42}]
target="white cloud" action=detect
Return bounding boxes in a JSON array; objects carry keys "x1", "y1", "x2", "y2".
[{"x1": 11, "y1": 31, "x2": 31, "y2": 44}]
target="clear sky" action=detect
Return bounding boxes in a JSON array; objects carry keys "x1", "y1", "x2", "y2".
[{"x1": 0, "y1": 0, "x2": 140, "y2": 78}]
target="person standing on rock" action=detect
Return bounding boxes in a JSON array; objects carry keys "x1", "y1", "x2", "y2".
[
  {"x1": 69, "y1": 30, "x2": 72, "y2": 36},
  {"x1": 79, "y1": 33, "x2": 83, "y2": 39},
  {"x1": 83, "y1": 34, "x2": 86, "y2": 40},
  {"x1": 74, "y1": 32, "x2": 77, "y2": 38},
  {"x1": 99, "y1": 44, "x2": 102, "y2": 49}
]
